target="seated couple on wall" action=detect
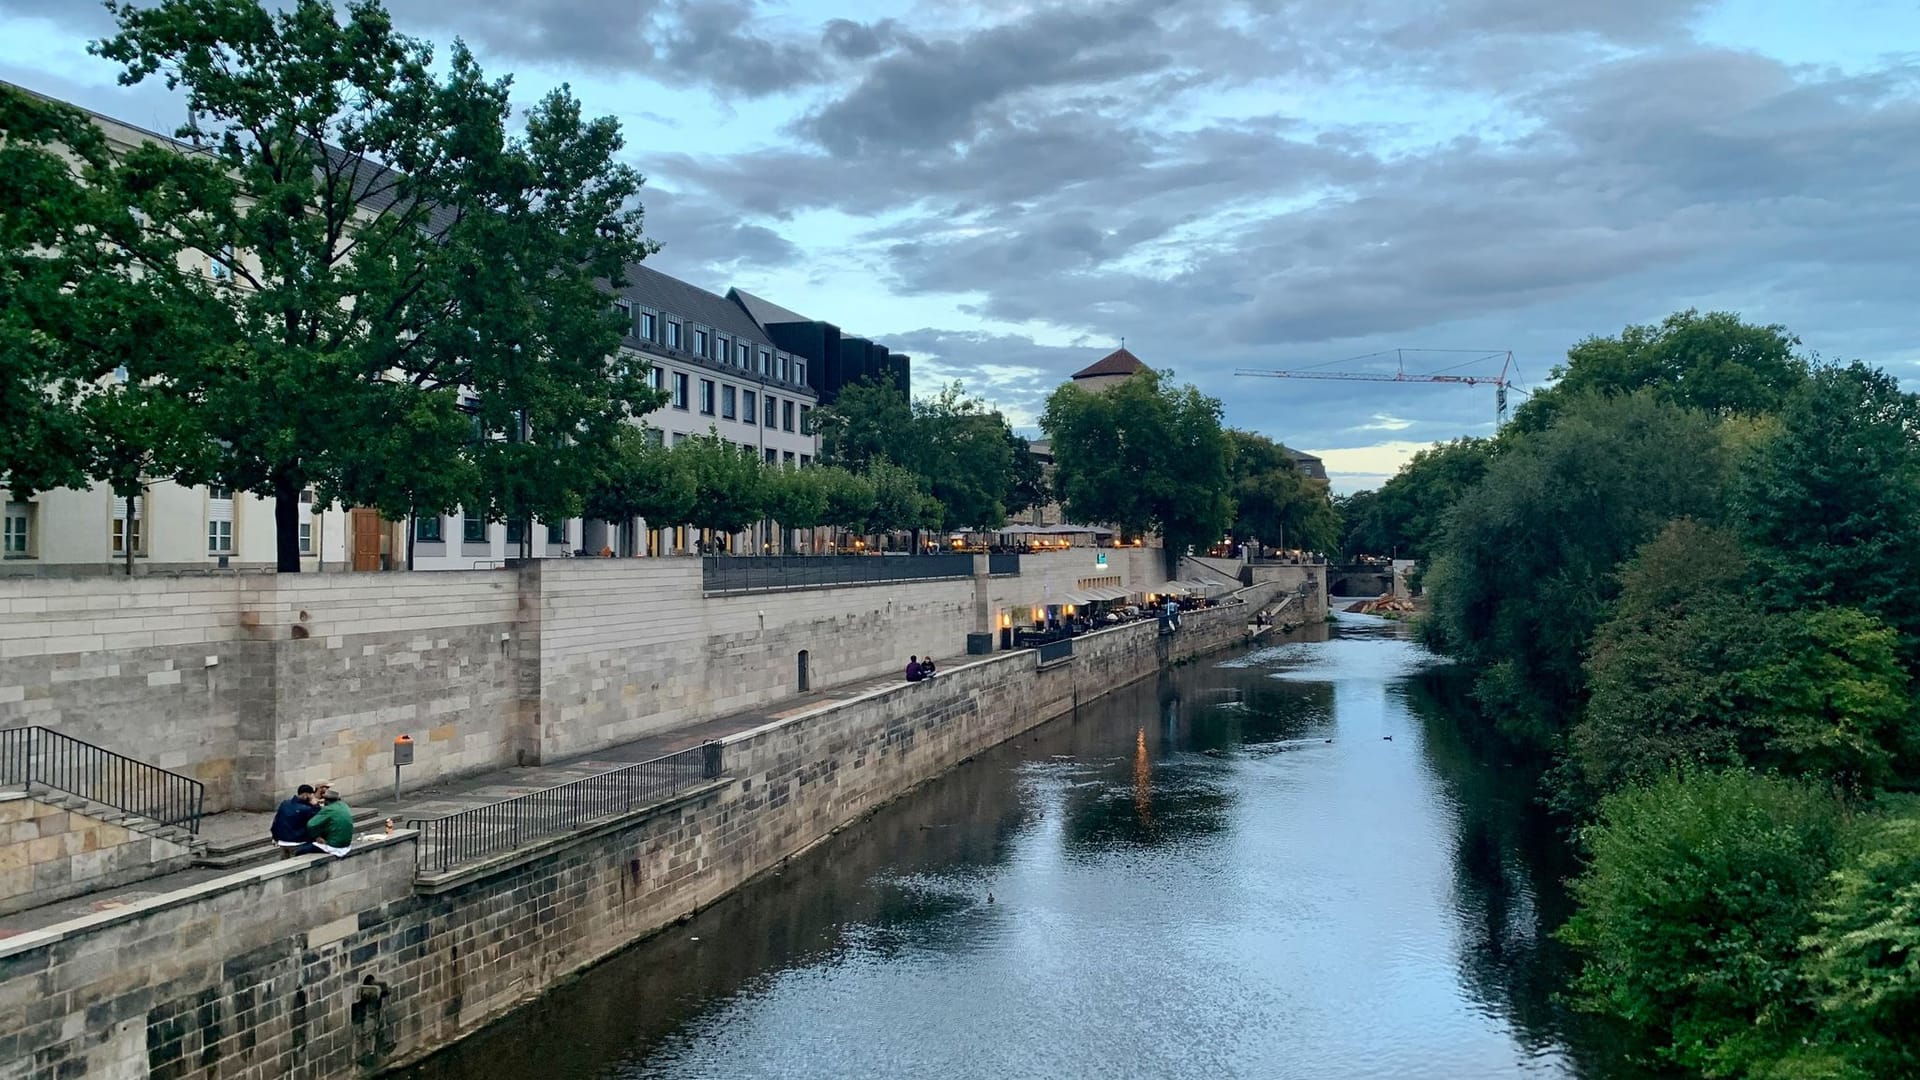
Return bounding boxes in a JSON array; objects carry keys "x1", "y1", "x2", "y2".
[
  {"x1": 905, "y1": 655, "x2": 939, "y2": 682},
  {"x1": 269, "y1": 783, "x2": 355, "y2": 858}
]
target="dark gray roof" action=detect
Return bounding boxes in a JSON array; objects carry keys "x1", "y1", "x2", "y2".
[
  {"x1": 728, "y1": 287, "x2": 814, "y2": 328},
  {"x1": 616, "y1": 264, "x2": 768, "y2": 345}
]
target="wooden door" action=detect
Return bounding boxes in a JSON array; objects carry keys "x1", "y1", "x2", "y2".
[{"x1": 350, "y1": 508, "x2": 383, "y2": 571}]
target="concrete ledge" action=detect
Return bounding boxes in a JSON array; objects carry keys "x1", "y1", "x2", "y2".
[
  {"x1": 411, "y1": 778, "x2": 734, "y2": 894},
  {"x1": 0, "y1": 827, "x2": 417, "y2": 960}
]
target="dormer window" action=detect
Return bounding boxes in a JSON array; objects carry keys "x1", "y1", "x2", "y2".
[
  {"x1": 665, "y1": 321, "x2": 682, "y2": 350},
  {"x1": 693, "y1": 329, "x2": 709, "y2": 358}
]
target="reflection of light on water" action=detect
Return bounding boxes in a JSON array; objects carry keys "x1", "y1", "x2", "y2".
[
  {"x1": 1134, "y1": 727, "x2": 1152, "y2": 828},
  {"x1": 1222, "y1": 634, "x2": 1445, "y2": 685}
]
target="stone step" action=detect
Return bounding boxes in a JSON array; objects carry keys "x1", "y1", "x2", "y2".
[
  {"x1": 193, "y1": 807, "x2": 387, "y2": 869},
  {"x1": 31, "y1": 790, "x2": 202, "y2": 851}
]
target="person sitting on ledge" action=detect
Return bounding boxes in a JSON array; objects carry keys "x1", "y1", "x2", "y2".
[
  {"x1": 905, "y1": 656, "x2": 925, "y2": 682},
  {"x1": 305, "y1": 789, "x2": 355, "y2": 858},
  {"x1": 921, "y1": 655, "x2": 938, "y2": 678},
  {"x1": 270, "y1": 784, "x2": 319, "y2": 859}
]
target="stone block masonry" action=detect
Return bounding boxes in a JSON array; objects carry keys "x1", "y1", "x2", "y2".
[
  {"x1": 0, "y1": 550, "x2": 1185, "y2": 813},
  {"x1": 0, "y1": 583, "x2": 1271, "y2": 1080},
  {"x1": 0, "y1": 792, "x2": 196, "y2": 916}
]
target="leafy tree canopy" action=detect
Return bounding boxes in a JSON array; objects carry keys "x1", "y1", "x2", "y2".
[
  {"x1": 1512, "y1": 309, "x2": 1807, "y2": 433},
  {"x1": 1225, "y1": 430, "x2": 1339, "y2": 553},
  {"x1": 1359, "y1": 437, "x2": 1494, "y2": 561},
  {"x1": 94, "y1": 0, "x2": 661, "y2": 569}
]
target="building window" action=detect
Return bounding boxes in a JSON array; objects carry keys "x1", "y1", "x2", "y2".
[
  {"x1": 649, "y1": 366, "x2": 664, "y2": 391},
  {"x1": 800, "y1": 454, "x2": 812, "y2": 467},
  {"x1": 210, "y1": 244, "x2": 234, "y2": 281},
  {"x1": 779, "y1": 354, "x2": 792, "y2": 382},
  {"x1": 463, "y1": 513, "x2": 485, "y2": 543},
  {"x1": 783, "y1": 399, "x2": 796, "y2": 432},
  {"x1": 759, "y1": 348, "x2": 772, "y2": 376},
  {"x1": 614, "y1": 299, "x2": 631, "y2": 327},
  {"x1": 715, "y1": 335, "x2": 729, "y2": 365},
  {"x1": 741, "y1": 389, "x2": 757, "y2": 425},
  {"x1": 699, "y1": 379, "x2": 715, "y2": 415},
  {"x1": 640, "y1": 311, "x2": 656, "y2": 341},
  {"x1": 111, "y1": 496, "x2": 142, "y2": 555},
  {"x1": 795, "y1": 361, "x2": 807, "y2": 386},
  {"x1": 207, "y1": 486, "x2": 234, "y2": 553},
  {"x1": 799, "y1": 405, "x2": 812, "y2": 434},
  {"x1": 299, "y1": 521, "x2": 313, "y2": 554},
  {"x1": 645, "y1": 427, "x2": 665, "y2": 447},
  {"x1": 2, "y1": 502, "x2": 31, "y2": 557},
  {"x1": 765, "y1": 397, "x2": 779, "y2": 428},
  {"x1": 721, "y1": 384, "x2": 736, "y2": 420},
  {"x1": 547, "y1": 522, "x2": 567, "y2": 545},
  {"x1": 506, "y1": 519, "x2": 525, "y2": 544},
  {"x1": 112, "y1": 365, "x2": 129, "y2": 384},
  {"x1": 671, "y1": 431, "x2": 688, "y2": 446},
  {"x1": 738, "y1": 342, "x2": 751, "y2": 367},
  {"x1": 416, "y1": 515, "x2": 443, "y2": 542},
  {"x1": 673, "y1": 372, "x2": 689, "y2": 410},
  {"x1": 693, "y1": 329, "x2": 708, "y2": 358},
  {"x1": 666, "y1": 321, "x2": 682, "y2": 350},
  {"x1": 783, "y1": 451, "x2": 796, "y2": 465},
  {"x1": 764, "y1": 448, "x2": 778, "y2": 464}
]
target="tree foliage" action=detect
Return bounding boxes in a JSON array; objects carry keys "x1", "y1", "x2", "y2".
[
  {"x1": 1359, "y1": 437, "x2": 1494, "y2": 560},
  {"x1": 1799, "y1": 808, "x2": 1920, "y2": 1079},
  {"x1": 1226, "y1": 430, "x2": 1338, "y2": 553},
  {"x1": 1040, "y1": 366, "x2": 1232, "y2": 568},
  {"x1": 93, "y1": 0, "x2": 660, "y2": 569},
  {"x1": 1559, "y1": 769, "x2": 1848, "y2": 1077},
  {"x1": 1512, "y1": 309, "x2": 1807, "y2": 433},
  {"x1": 815, "y1": 379, "x2": 1021, "y2": 530},
  {"x1": 581, "y1": 426, "x2": 693, "y2": 531},
  {"x1": 1424, "y1": 392, "x2": 1727, "y2": 740},
  {"x1": 677, "y1": 433, "x2": 765, "y2": 537}
]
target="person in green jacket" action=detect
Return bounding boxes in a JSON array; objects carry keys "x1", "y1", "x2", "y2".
[{"x1": 306, "y1": 790, "x2": 354, "y2": 857}]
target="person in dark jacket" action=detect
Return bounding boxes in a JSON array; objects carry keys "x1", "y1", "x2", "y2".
[
  {"x1": 307, "y1": 790, "x2": 354, "y2": 857},
  {"x1": 271, "y1": 785, "x2": 318, "y2": 858},
  {"x1": 905, "y1": 656, "x2": 924, "y2": 682}
]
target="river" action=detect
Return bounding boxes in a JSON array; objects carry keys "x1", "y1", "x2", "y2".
[{"x1": 400, "y1": 614, "x2": 1645, "y2": 1080}]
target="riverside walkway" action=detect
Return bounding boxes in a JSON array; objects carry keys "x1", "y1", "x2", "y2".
[{"x1": 0, "y1": 654, "x2": 963, "y2": 936}]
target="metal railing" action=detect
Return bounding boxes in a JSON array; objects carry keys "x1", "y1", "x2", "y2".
[
  {"x1": 407, "y1": 742, "x2": 723, "y2": 874},
  {"x1": 1036, "y1": 638, "x2": 1075, "y2": 665},
  {"x1": 987, "y1": 553, "x2": 1021, "y2": 576},
  {"x1": 702, "y1": 553, "x2": 978, "y2": 594},
  {"x1": 0, "y1": 726, "x2": 205, "y2": 834}
]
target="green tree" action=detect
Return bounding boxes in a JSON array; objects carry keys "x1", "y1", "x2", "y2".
[
  {"x1": 1226, "y1": 430, "x2": 1339, "y2": 553},
  {"x1": 1423, "y1": 392, "x2": 1726, "y2": 741},
  {"x1": 863, "y1": 459, "x2": 927, "y2": 537},
  {"x1": 678, "y1": 433, "x2": 764, "y2": 539},
  {"x1": 581, "y1": 426, "x2": 694, "y2": 542},
  {"x1": 1731, "y1": 362, "x2": 1920, "y2": 662},
  {"x1": 1572, "y1": 521, "x2": 1917, "y2": 805},
  {"x1": 820, "y1": 466, "x2": 876, "y2": 534},
  {"x1": 1365, "y1": 437, "x2": 1494, "y2": 561},
  {"x1": 96, "y1": 0, "x2": 659, "y2": 570},
  {"x1": 1558, "y1": 769, "x2": 1848, "y2": 1077},
  {"x1": 1005, "y1": 433, "x2": 1049, "y2": 519},
  {"x1": 1040, "y1": 367, "x2": 1231, "y2": 572},
  {"x1": 911, "y1": 383, "x2": 1014, "y2": 530},
  {"x1": 1800, "y1": 807, "x2": 1920, "y2": 1079},
  {"x1": 814, "y1": 378, "x2": 914, "y2": 473},
  {"x1": 762, "y1": 464, "x2": 830, "y2": 553},
  {"x1": 1512, "y1": 309, "x2": 1807, "y2": 433},
  {"x1": 1332, "y1": 489, "x2": 1381, "y2": 559}
]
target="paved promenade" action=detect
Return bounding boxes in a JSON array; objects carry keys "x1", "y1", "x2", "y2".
[{"x1": 0, "y1": 653, "x2": 964, "y2": 935}]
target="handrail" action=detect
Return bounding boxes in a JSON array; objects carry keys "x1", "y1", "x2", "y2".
[
  {"x1": 0, "y1": 725, "x2": 205, "y2": 835},
  {"x1": 406, "y1": 741, "x2": 724, "y2": 874}
]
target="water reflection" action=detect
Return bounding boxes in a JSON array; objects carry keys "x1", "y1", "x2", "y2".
[{"x1": 403, "y1": 617, "x2": 1643, "y2": 1080}]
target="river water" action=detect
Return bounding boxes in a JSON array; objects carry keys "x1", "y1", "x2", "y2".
[{"x1": 402, "y1": 614, "x2": 1644, "y2": 1080}]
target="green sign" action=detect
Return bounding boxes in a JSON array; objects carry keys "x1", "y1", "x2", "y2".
[{"x1": 1096, "y1": 552, "x2": 1108, "y2": 567}]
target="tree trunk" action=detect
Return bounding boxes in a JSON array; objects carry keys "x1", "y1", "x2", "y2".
[{"x1": 274, "y1": 472, "x2": 302, "y2": 573}]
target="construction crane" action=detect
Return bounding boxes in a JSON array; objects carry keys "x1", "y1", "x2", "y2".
[{"x1": 1235, "y1": 349, "x2": 1523, "y2": 425}]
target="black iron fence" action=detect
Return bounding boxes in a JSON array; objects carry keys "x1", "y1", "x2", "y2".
[
  {"x1": 702, "y1": 553, "x2": 980, "y2": 594},
  {"x1": 0, "y1": 725, "x2": 205, "y2": 834},
  {"x1": 406, "y1": 742, "x2": 723, "y2": 874},
  {"x1": 1036, "y1": 638, "x2": 1075, "y2": 665}
]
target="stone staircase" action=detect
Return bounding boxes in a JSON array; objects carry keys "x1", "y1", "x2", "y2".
[{"x1": 27, "y1": 789, "x2": 204, "y2": 854}]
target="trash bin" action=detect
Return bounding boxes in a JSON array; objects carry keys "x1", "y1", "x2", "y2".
[
  {"x1": 967, "y1": 632, "x2": 994, "y2": 655},
  {"x1": 999, "y1": 627, "x2": 1013, "y2": 650}
]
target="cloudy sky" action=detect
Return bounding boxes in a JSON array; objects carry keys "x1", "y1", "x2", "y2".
[{"x1": 5, "y1": 0, "x2": 1918, "y2": 490}]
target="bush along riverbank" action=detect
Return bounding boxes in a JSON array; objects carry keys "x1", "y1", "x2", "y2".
[{"x1": 1397, "y1": 311, "x2": 1920, "y2": 1077}]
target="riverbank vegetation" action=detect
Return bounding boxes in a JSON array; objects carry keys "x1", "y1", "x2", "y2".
[{"x1": 1389, "y1": 309, "x2": 1920, "y2": 1077}]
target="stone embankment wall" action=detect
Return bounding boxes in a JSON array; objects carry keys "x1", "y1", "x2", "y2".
[
  {"x1": 0, "y1": 793, "x2": 195, "y2": 917},
  {"x1": 0, "y1": 551, "x2": 1177, "y2": 813},
  {"x1": 0, "y1": 587, "x2": 1269, "y2": 1080}
]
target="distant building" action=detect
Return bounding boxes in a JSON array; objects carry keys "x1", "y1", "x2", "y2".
[
  {"x1": 728, "y1": 289, "x2": 911, "y2": 406},
  {"x1": 1067, "y1": 347, "x2": 1150, "y2": 392},
  {"x1": 1283, "y1": 447, "x2": 1327, "y2": 480}
]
